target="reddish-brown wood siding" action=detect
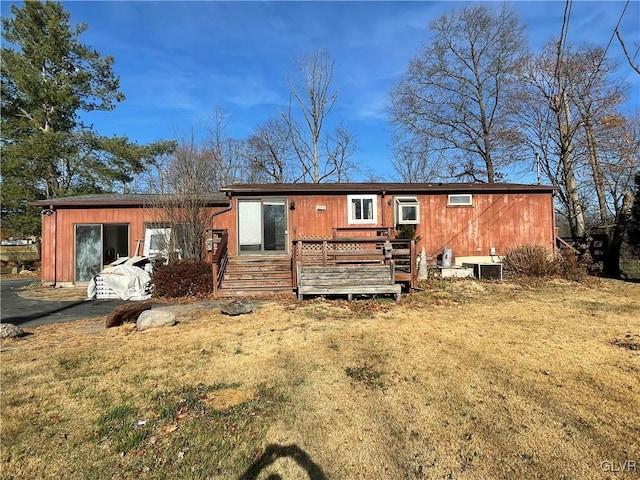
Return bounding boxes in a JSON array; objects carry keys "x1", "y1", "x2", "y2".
[
  {"x1": 41, "y1": 190, "x2": 554, "y2": 284},
  {"x1": 416, "y1": 192, "x2": 554, "y2": 259},
  {"x1": 284, "y1": 191, "x2": 554, "y2": 259},
  {"x1": 41, "y1": 206, "x2": 235, "y2": 284}
]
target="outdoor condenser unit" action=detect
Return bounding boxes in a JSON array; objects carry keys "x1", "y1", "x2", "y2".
[{"x1": 462, "y1": 263, "x2": 503, "y2": 281}]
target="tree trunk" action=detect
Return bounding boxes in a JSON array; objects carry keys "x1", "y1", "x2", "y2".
[
  {"x1": 601, "y1": 192, "x2": 633, "y2": 278},
  {"x1": 556, "y1": 92, "x2": 585, "y2": 239},
  {"x1": 584, "y1": 120, "x2": 608, "y2": 224},
  {"x1": 602, "y1": 228, "x2": 623, "y2": 277}
]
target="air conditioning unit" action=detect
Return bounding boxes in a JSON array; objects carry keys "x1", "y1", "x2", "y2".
[{"x1": 462, "y1": 262, "x2": 503, "y2": 281}]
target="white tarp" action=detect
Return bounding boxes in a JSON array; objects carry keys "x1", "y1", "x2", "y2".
[{"x1": 87, "y1": 257, "x2": 152, "y2": 301}]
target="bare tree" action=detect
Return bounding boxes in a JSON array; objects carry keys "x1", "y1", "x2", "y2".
[
  {"x1": 584, "y1": 112, "x2": 639, "y2": 276},
  {"x1": 511, "y1": 40, "x2": 587, "y2": 239},
  {"x1": 146, "y1": 130, "x2": 218, "y2": 261},
  {"x1": 242, "y1": 117, "x2": 297, "y2": 183},
  {"x1": 391, "y1": 131, "x2": 442, "y2": 182},
  {"x1": 322, "y1": 125, "x2": 358, "y2": 182},
  {"x1": 389, "y1": 3, "x2": 527, "y2": 183},
  {"x1": 142, "y1": 108, "x2": 249, "y2": 262},
  {"x1": 283, "y1": 49, "x2": 358, "y2": 183},
  {"x1": 203, "y1": 107, "x2": 246, "y2": 189},
  {"x1": 512, "y1": 38, "x2": 639, "y2": 276}
]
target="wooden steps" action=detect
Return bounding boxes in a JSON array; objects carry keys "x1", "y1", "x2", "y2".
[{"x1": 217, "y1": 255, "x2": 294, "y2": 297}]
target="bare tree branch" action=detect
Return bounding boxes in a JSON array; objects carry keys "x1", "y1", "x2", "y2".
[{"x1": 615, "y1": 27, "x2": 640, "y2": 75}]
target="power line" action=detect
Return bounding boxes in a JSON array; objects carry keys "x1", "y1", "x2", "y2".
[
  {"x1": 560, "y1": 0, "x2": 572, "y2": 54},
  {"x1": 602, "y1": 0, "x2": 630, "y2": 61}
]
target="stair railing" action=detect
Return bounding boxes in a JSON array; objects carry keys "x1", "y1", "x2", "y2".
[{"x1": 211, "y1": 229, "x2": 229, "y2": 297}]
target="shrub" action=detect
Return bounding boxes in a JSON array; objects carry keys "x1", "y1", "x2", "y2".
[
  {"x1": 502, "y1": 244, "x2": 558, "y2": 277},
  {"x1": 557, "y1": 248, "x2": 588, "y2": 282},
  {"x1": 152, "y1": 259, "x2": 212, "y2": 298}
]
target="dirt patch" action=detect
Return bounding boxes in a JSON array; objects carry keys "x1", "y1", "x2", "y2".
[
  {"x1": 202, "y1": 387, "x2": 257, "y2": 410},
  {"x1": 612, "y1": 334, "x2": 640, "y2": 351}
]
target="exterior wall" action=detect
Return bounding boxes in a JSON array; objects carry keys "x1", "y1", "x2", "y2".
[
  {"x1": 41, "y1": 205, "x2": 235, "y2": 284},
  {"x1": 239, "y1": 190, "x2": 555, "y2": 262},
  {"x1": 416, "y1": 192, "x2": 555, "y2": 260},
  {"x1": 40, "y1": 189, "x2": 554, "y2": 284}
]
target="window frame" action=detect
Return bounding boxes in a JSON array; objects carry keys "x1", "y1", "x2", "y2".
[
  {"x1": 447, "y1": 194, "x2": 474, "y2": 207},
  {"x1": 347, "y1": 194, "x2": 377, "y2": 224},
  {"x1": 394, "y1": 197, "x2": 420, "y2": 225}
]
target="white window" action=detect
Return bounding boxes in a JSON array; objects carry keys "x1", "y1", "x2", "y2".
[
  {"x1": 348, "y1": 194, "x2": 377, "y2": 224},
  {"x1": 447, "y1": 194, "x2": 473, "y2": 206},
  {"x1": 395, "y1": 197, "x2": 420, "y2": 225},
  {"x1": 143, "y1": 227, "x2": 171, "y2": 257}
]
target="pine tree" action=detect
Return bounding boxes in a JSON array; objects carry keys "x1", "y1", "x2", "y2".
[{"x1": 1, "y1": 1, "x2": 173, "y2": 236}]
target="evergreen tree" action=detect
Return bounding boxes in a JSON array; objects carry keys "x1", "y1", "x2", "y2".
[{"x1": 1, "y1": 1, "x2": 173, "y2": 236}]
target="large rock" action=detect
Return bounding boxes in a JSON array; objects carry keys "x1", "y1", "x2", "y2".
[
  {"x1": 221, "y1": 300, "x2": 253, "y2": 316},
  {"x1": 0, "y1": 323, "x2": 25, "y2": 339},
  {"x1": 136, "y1": 310, "x2": 176, "y2": 331},
  {"x1": 106, "y1": 302, "x2": 152, "y2": 328}
]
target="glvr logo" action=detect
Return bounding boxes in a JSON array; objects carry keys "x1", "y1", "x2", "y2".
[{"x1": 601, "y1": 460, "x2": 637, "y2": 472}]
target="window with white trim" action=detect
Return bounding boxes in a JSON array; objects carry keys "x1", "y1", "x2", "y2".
[
  {"x1": 447, "y1": 194, "x2": 473, "y2": 206},
  {"x1": 395, "y1": 197, "x2": 420, "y2": 225},
  {"x1": 348, "y1": 194, "x2": 377, "y2": 224}
]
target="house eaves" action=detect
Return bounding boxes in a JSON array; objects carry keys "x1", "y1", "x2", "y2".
[
  {"x1": 220, "y1": 182, "x2": 557, "y2": 196},
  {"x1": 31, "y1": 193, "x2": 230, "y2": 209}
]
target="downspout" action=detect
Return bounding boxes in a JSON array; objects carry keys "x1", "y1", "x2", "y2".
[
  {"x1": 210, "y1": 199, "x2": 233, "y2": 228},
  {"x1": 53, "y1": 206, "x2": 57, "y2": 286},
  {"x1": 209, "y1": 197, "x2": 233, "y2": 257},
  {"x1": 381, "y1": 190, "x2": 386, "y2": 228},
  {"x1": 552, "y1": 191, "x2": 557, "y2": 253}
]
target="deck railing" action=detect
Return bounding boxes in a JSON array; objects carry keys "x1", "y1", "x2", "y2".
[
  {"x1": 211, "y1": 229, "x2": 229, "y2": 297},
  {"x1": 292, "y1": 237, "x2": 417, "y2": 289}
]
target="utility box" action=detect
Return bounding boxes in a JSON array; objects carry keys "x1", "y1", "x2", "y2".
[{"x1": 462, "y1": 262, "x2": 503, "y2": 281}]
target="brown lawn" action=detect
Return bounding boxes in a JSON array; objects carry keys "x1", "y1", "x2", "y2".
[{"x1": 1, "y1": 278, "x2": 639, "y2": 479}]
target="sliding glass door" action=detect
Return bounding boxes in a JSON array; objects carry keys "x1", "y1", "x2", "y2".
[
  {"x1": 75, "y1": 224, "x2": 129, "y2": 282},
  {"x1": 238, "y1": 199, "x2": 287, "y2": 253}
]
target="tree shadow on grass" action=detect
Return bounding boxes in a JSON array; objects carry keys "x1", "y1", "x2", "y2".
[{"x1": 238, "y1": 444, "x2": 327, "y2": 480}]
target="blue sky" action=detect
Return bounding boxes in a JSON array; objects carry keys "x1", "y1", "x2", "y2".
[{"x1": 2, "y1": 1, "x2": 639, "y2": 182}]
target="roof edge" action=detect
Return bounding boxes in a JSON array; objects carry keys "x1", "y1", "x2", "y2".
[
  {"x1": 220, "y1": 182, "x2": 557, "y2": 194},
  {"x1": 32, "y1": 193, "x2": 230, "y2": 208}
]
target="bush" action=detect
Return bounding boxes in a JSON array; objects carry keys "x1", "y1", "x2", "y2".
[
  {"x1": 502, "y1": 244, "x2": 558, "y2": 277},
  {"x1": 152, "y1": 259, "x2": 212, "y2": 298},
  {"x1": 502, "y1": 243, "x2": 589, "y2": 282},
  {"x1": 556, "y1": 248, "x2": 588, "y2": 282}
]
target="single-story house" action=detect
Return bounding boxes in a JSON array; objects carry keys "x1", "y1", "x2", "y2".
[{"x1": 33, "y1": 183, "x2": 556, "y2": 296}]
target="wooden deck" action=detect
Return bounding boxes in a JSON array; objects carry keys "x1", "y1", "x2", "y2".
[
  {"x1": 297, "y1": 264, "x2": 401, "y2": 301},
  {"x1": 211, "y1": 231, "x2": 417, "y2": 299},
  {"x1": 292, "y1": 237, "x2": 417, "y2": 290}
]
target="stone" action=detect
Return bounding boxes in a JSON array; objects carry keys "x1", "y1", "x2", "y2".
[
  {"x1": 136, "y1": 310, "x2": 176, "y2": 330},
  {"x1": 106, "y1": 302, "x2": 152, "y2": 328},
  {"x1": 221, "y1": 300, "x2": 253, "y2": 316},
  {"x1": 0, "y1": 323, "x2": 25, "y2": 339}
]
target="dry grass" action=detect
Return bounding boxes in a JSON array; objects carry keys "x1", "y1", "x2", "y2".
[{"x1": 1, "y1": 278, "x2": 639, "y2": 479}]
